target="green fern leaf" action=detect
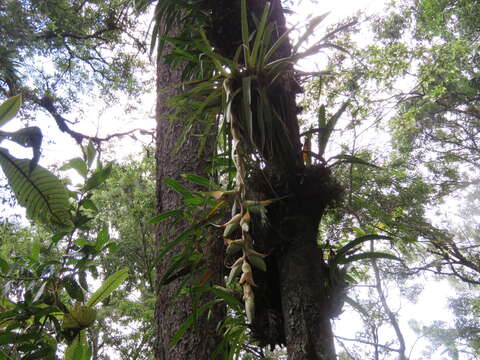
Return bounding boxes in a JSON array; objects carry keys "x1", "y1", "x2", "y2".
[{"x1": 0, "y1": 147, "x2": 73, "y2": 229}]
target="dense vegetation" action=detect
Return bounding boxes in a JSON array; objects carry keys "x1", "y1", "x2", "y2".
[{"x1": 0, "y1": 0, "x2": 478, "y2": 359}]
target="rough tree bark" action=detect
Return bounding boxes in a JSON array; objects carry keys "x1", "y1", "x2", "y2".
[
  {"x1": 154, "y1": 29, "x2": 225, "y2": 360},
  {"x1": 155, "y1": 1, "x2": 344, "y2": 359},
  {"x1": 205, "y1": 1, "x2": 342, "y2": 359}
]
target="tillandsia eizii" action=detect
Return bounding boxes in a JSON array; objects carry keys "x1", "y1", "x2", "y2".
[{"x1": 207, "y1": 116, "x2": 270, "y2": 323}]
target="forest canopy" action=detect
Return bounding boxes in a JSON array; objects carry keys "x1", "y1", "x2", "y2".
[{"x1": 0, "y1": 0, "x2": 479, "y2": 359}]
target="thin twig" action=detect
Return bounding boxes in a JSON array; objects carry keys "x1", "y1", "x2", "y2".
[
  {"x1": 335, "y1": 335, "x2": 400, "y2": 353},
  {"x1": 370, "y1": 241, "x2": 407, "y2": 360}
]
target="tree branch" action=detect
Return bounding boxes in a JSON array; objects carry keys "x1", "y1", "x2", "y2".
[
  {"x1": 26, "y1": 92, "x2": 153, "y2": 144},
  {"x1": 335, "y1": 335, "x2": 400, "y2": 353},
  {"x1": 370, "y1": 241, "x2": 407, "y2": 360}
]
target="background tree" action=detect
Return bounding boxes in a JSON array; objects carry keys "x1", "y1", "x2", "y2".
[
  {"x1": 304, "y1": 0, "x2": 479, "y2": 357},
  {"x1": 0, "y1": 0, "x2": 152, "y2": 145}
]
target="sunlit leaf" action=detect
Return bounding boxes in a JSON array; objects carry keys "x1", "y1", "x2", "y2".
[
  {"x1": 85, "y1": 268, "x2": 128, "y2": 308},
  {"x1": 0, "y1": 148, "x2": 73, "y2": 229},
  {"x1": 83, "y1": 162, "x2": 112, "y2": 191},
  {"x1": 60, "y1": 158, "x2": 88, "y2": 178},
  {"x1": 0, "y1": 94, "x2": 21, "y2": 127}
]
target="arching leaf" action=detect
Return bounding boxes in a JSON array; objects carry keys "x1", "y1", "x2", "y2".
[
  {"x1": 60, "y1": 157, "x2": 88, "y2": 178},
  {"x1": 344, "y1": 296, "x2": 370, "y2": 318},
  {"x1": 85, "y1": 268, "x2": 129, "y2": 308},
  {"x1": 328, "y1": 154, "x2": 381, "y2": 169},
  {"x1": 0, "y1": 94, "x2": 22, "y2": 127},
  {"x1": 0, "y1": 148, "x2": 73, "y2": 229},
  {"x1": 335, "y1": 234, "x2": 393, "y2": 260},
  {"x1": 339, "y1": 251, "x2": 401, "y2": 264},
  {"x1": 170, "y1": 299, "x2": 222, "y2": 346}
]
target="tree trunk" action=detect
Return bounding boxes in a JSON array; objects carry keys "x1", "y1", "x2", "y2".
[
  {"x1": 276, "y1": 213, "x2": 337, "y2": 359},
  {"x1": 154, "y1": 30, "x2": 225, "y2": 360},
  {"x1": 154, "y1": 1, "x2": 343, "y2": 359},
  {"x1": 205, "y1": 1, "x2": 341, "y2": 358}
]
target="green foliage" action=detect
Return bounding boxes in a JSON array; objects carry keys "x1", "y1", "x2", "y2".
[
  {"x1": 368, "y1": 0, "x2": 480, "y2": 192},
  {"x1": 0, "y1": 94, "x2": 21, "y2": 126},
  {"x1": 163, "y1": 0, "x2": 347, "y2": 169},
  {"x1": 0, "y1": 96, "x2": 72, "y2": 230},
  {"x1": 0, "y1": 148, "x2": 73, "y2": 229},
  {"x1": 300, "y1": 1, "x2": 480, "y2": 357},
  {"x1": 0, "y1": 97, "x2": 131, "y2": 359},
  {"x1": 62, "y1": 269, "x2": 128, "y2": 357},
  {"x1": 2, "y1": 0, "x2": 478, "y2": 358},
  {"x1": 85, "y1": 268, "x2": 129, "y2": 308},
  {"x1": 79, "y1": 152, "x2": 157, "y2": 358},
  {"x1": 64, "y1": 329, "x2": 91, "y2": 360},
  {"x1": 0, "y1": 0, "x2": 148, "y2": 107}
]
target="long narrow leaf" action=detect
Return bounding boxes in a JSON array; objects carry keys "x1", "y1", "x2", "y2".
[
  {"x1": 149, "y1": 209, "x2": 184, "y2": 224},
  {"x1": 170, "y1": 299, "x2": 222, "y2": 346},
  {"x1": 344, "y1": 296, "x2": 370, "y2": 318},
  {"x1": 256, "y1": 90, "x2": 266, "y2": 150},
  {"x1": 340, "y1": 251, "x2": 400, "y2": 264},
  {"x1": 181, "y1": 173, "x2": 216, "y2": 189},
  {"x1": 85, "y1": 268, "x2": 129, "y2": 308},
  {"x1": 328, "y1": 154, "x2": 381, "y2": 169},
  {"x1": 156, "y1": 224, "x2": 199, "y2": 261},
  {"x1": 240, "y1": 0, "x2": 251, "y2": 63},
  {"x1": 335, "y1": 234, "x2": 393, "y2": 261},
  {"x1": 163, "y1": 178, "x2": 194, "y2": 198},
  {"x1": 212, "y1": 286, "x2": 242, "y2": 309},
  {"x1": 242, "y1": 76, "x2": 253, "y2": 145},
  {"x1": 293, "y1": 12, "x2": 330, "y2": 53},
  {"x1": 198, "y1": 29, "x2": 229, "y2": 76},
  {"x1": 250, "y1": 1, "x2": 271, "y2": 67},
  {"x1": 264, "y1": 28, "x2": 294, "y2": 64},
  {"x1": 319, "y1": 101, "x2": 349, "y2": 157}
]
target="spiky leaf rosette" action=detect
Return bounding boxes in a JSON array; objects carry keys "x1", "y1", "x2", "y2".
[{"x1": 0, "y1": 148, "x2": 73, "y2": 229}]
